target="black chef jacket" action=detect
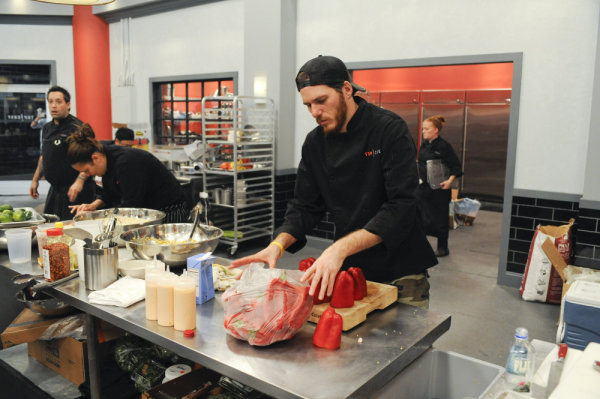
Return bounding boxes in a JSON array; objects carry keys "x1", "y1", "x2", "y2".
[
  {"x1": 416, "y1": 136, "x2": 463, "y2": 239},
  {"x1": 276, "y1": 96, "x2": 437, "y2": 283},
  {"x1": 99, "y1": 145, "x2": 185, "y2": 210},
  {"x1": 41, "y1": 114, "x2": 86, "y2": 186},
  {"x1": 41, "y1": 114, "x2": 95, "y2": 220},
  {"x1": 417, "y1": 136, "x2": 463, "y2": 185}
]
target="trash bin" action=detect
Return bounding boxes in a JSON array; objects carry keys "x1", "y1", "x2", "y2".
[{"x1": 373, "y1": 349, "x2": 504, "y2": 399}]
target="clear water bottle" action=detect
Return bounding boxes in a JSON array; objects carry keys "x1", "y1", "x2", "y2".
[{"x1": 505, "y1": 327, "x2": 535, "y2": 389}]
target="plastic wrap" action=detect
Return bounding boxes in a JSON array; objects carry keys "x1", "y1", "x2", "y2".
[
  {"x1": 38, "y1": 314, "x2": 86, "y2": 340},
  {"x1": 222, "y1": 263, "x2": 313, "y2": 346}
]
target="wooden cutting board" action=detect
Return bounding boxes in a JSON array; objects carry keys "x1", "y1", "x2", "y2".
[{"x1": 307, "y1": 281, "x2": 398, "y2": 331}]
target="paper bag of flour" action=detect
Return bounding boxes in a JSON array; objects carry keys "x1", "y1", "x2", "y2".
[{"x1": 519, "y1": 218, "x2": 574, "y2": 303}]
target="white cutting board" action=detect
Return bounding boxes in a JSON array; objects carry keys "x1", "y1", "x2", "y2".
[{"x1": 549, "y1": 342, "x2": 600, "y2": 399}]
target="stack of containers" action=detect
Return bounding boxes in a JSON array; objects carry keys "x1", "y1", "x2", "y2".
[{"x1": 145, "y1": 265, "x2": 198, "y2": 332}]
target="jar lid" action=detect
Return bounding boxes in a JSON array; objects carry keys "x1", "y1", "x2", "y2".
[
  {"x1": 46, "y1": 228, "x2": 63, "y2": 236},
  {"x1": 184, "y1": 329, "x2": 195, "y2": 337}
]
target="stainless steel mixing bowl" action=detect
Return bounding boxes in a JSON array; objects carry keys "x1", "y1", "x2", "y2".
[
  {"x1": 15, "y1": 290, "x2": 75, "y2": 317},
  {"x1": 74, "y1": 208, "x2": 166, "y2": 246},
  {"x1": 120, "y1": 223, "x2": 223, "y2": 266}
]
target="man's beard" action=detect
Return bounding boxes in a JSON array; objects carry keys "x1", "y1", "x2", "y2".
[{"x1": 321, "y1": 92, "x2": 347, "y2": 134}]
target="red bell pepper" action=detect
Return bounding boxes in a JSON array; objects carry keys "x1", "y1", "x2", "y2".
[
  {"x1": 330, "y1": 271, "x2": 354, "y2": 308},
  {"x1": 313, "y1": 307, "x2": 343, "y2": 349},
  {"x1": 348, "y1": 267, "x2": 368, "y2": 300},
  {"x1": 298, "y1": 256, "x2": 316, "y2": 272}
]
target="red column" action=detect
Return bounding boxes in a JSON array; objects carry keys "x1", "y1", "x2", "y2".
[{"x1": 72, "y1": 5, "x2": 112, "y2": 140}]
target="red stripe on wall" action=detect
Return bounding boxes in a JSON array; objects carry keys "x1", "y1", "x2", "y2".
[
  {"x1": 72, "y1": 5, "x2": 112, "y2": 140},
  {"x1": 353, "y1": 63, "x2": 513, "y2": 92}
]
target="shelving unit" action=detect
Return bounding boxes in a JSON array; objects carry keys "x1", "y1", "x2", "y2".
[
  {"x1": 201, "y1": 96, "x2": 275, "y2": 255},
  {"x1": 152, "y1": 78, "x2": 234, "y2": 145}
]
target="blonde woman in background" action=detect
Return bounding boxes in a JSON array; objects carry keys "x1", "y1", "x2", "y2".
[{"x1": 416, "y1": 115, "x2": 463, "y2": 257}]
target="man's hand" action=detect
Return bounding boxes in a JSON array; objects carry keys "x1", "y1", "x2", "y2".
[
  {"x1": 229, "y1": 243, "x2": 281, "y2": 269},
  {"x1": 301, "y1": 246, "x2": 345, "y2": 300},
  {"x1": 68, "y1": 178, "x2": 84, "y2": 202},
  {"x1": 30, "y1": 180, "x2": 39, "y2": 199},
  {"x1": 69, "y1": 203, "x2": 97, "y2": 215}
]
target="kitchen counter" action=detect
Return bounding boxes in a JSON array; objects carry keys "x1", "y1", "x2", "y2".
[{"x1": 1, "y1": 254, "x2": 451, "y2": 399}]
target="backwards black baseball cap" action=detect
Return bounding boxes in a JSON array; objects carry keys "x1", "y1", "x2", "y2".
[{"x1": 295, "y1": 55, "x2": 366, "y2": 93}]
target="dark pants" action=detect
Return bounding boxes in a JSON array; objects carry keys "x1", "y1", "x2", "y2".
[
  {"x1": 160, "y1": 202, "x2": 191, "y2": 223},
  {"x1": 44, "y1": 180, "x2": 96, "y2": 221},
  {"x1": 416, "y1": 183, "x2": 450, "y2": 249}
]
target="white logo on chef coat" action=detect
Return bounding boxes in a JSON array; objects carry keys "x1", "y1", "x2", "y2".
[{"x1": 54, "y1": 139, "x2": 61, "y2": 146}]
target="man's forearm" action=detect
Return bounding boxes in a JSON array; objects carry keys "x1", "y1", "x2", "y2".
[
  {"x1": 329, "y1": 229, "x2": 382, "y2": 259},
  {"x1": 32, "y1": 156, "x2": 43, "y2": 181},
  {"x1": 271, "y1": 232, "x2": 297, "y2": 252}
]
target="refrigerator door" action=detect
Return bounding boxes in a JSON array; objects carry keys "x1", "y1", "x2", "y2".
[{"x1": 463, "y1": 103, "x2": 510, "y2": 201}]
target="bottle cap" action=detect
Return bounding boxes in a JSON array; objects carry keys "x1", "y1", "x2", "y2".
[
  {"x1": 184, "y1": 329, "x2": 195, "y2": 337},
  {"x1": 46, "y1": 228, "x2": 64, "y2": 237},
  {"x1": 515, "y1": 327, "x2": 528, "y2": 340}
]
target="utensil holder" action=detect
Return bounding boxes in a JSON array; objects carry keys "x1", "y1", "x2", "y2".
[{"x1": 84, "y1": 243, "x2": 118, "y2": 290}]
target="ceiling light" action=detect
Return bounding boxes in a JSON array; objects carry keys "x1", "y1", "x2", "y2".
[{"x1": 33, "y1": 0, "x2": 115, "y2": 5}]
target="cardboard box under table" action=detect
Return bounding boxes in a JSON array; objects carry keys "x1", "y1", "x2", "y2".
[
  {"x1": 0, "y1": 308, "x2": 65, "y2": 349},
  {"x1": 27, "y1": 336, "x2": 86, "y2": 385}
]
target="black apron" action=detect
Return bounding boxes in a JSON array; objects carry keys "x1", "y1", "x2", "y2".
[
  {"x1": 42, "y1": 132, "x2": 95, "y2": 220},
  {"x1": 416, "y1": 183, "x2": 450, "y2": 240}
]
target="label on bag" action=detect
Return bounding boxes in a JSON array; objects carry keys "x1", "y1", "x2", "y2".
[{"x1": 42, "y1": 248, "x2": 50, "y2": 280}]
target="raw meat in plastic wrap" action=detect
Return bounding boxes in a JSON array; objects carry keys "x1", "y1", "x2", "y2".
[{"x1": 222, "y1": 263, "x2": 313, "y2": 346}]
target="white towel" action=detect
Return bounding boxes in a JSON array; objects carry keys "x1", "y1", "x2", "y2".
[{"x1": 88, "y1": 276, "x2": 146, "y2": 307}]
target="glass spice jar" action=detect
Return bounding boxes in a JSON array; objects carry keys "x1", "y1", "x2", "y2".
[{"x1": 42, "y1": 228, "x2": 71, "y2": 282}]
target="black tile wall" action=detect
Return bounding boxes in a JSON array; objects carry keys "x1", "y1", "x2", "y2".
[
  {"x1": 274, "y1": 173, "x2": 336, "y2": 239},
  {"x1": 509, "y1": 196, "x2": 600, "y2": 274}
]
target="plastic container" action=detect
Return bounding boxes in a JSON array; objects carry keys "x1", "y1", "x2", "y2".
[
  {"x1": 161, "y1": 364, "x2": 192, "y2": 383},
  {"x1": 173, "y1": 274, "x2": 196, "y2": 331},
  {"x1": 145, "y1": 266, "x2": 164, "y2": 321},
  {"x1": 157, "y1": 272, "x2": 177, "y2": 327},
  {"x1": 505, "y1": 327, "x2": 535, "y2": 388},
  {"x1": 5, "y1": 228, "x2": 32, "y2": 263},
  {"x1": 42, "y1": 228, "x2": 71, "y2": 281},
  {"x1": 372, "y1": 349, "x2": 504, "y2": 399},
  {"x1": 561, "y1": 280, "x2": 600, "y2": 350}
]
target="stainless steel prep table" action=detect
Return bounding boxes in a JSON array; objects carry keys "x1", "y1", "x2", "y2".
[
  {"x1": 1, "y1": 255, "x2": 451, "y2": 398},
  {"x1": 50, "y1": 277, "x2": 450, "y2": 399}
]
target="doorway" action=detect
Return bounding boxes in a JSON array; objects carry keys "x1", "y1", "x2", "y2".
[
  {"x1": 352, "y1": 63, "x2": 512, "y2": 203},
  {"x1": 346, "y1": 54, "x2": 523, "y2": 287}
]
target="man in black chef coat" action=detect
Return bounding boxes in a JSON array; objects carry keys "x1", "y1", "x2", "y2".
[
  {"x1": 29, "y1": 86, "x2": 95, "y2": 220},
  {"x1": 232, "y1": 56, "x2": 437, "y2": 308}
]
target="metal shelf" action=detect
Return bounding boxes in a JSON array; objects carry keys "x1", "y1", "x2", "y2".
[{"x1": 202, "y1": 96, "x2": 275, "y2": 255}]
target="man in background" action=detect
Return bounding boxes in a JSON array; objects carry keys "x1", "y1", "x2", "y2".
[
  {"x1": 114, "y1": 127, "x2": 136, "y2": 147},
  {"x1": 29, "y1": 86, "x2": 95, "y2": 220}
]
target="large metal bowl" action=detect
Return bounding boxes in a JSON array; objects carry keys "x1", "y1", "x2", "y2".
[
  {"x1": 120, "y1": 223, "x2": 223, "y2": 266},
  {"x1": 15, "y1": 290, "x2": 76, "y2": 317},
  {"x1": 74, "y1": 208, "x2": 166, "y2": 246}
]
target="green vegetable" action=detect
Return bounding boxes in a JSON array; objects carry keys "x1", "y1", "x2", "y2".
[
  {"x1": 131, "y1": 360, "x2": 165, "y2": 392},
  {"x1": 24, "y1": 210, "x2": 32, "y2": 220},
  {"x1": 11, "y1": 211, "x2": 24, "y2": 222},
  {"x1": 0, "y1": 204, "x2": 12, "y2": 212},
  {"x1": 0, "y1": 214, "x2": 11, "y2": 223},
  {"x1": 2, "y1": 209, "x2": 12, "y2": 216}
]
